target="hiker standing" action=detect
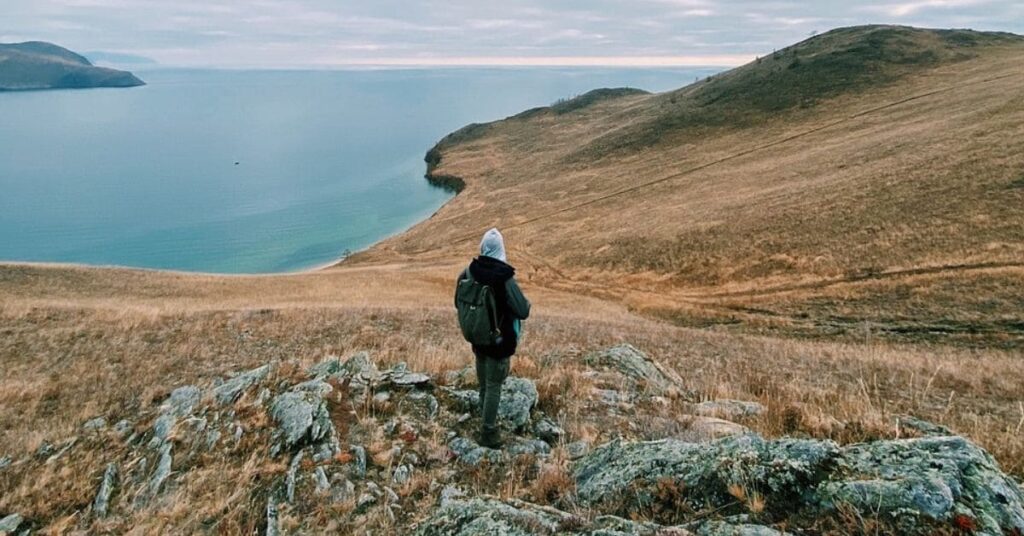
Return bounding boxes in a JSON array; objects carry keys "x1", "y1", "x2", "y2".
[{"x1": 454, "y1": 228, "x2": 531, "y2": 448}]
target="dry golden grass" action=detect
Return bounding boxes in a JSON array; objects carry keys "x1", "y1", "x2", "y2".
[{"x1": 2, "y1": 25, "x2": 1023, "y2": 533}]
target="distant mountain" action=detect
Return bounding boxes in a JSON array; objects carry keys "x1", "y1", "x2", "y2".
[{"x1": 0, "y1": 41, "x2": 145, "y2": 91}]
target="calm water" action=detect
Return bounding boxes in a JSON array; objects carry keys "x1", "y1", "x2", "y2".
[{"x1": 0, "y1": 67, "x2": 720, "y2": 273}]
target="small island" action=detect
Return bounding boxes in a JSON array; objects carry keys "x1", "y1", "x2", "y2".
[{"x1": 0, "y1": 41, "x2": 145, "y2": 91}]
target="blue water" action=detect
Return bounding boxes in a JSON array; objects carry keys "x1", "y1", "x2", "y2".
[{"x1": 0, "y1": 67, "x2": 721, "y2": 273}]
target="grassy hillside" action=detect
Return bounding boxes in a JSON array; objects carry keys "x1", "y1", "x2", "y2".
[
  {"x1": 2, "y1": 25, "x2": 1024, "y2": 533},
  {"x1": 0, "y1": 41, "x2": 144, "y2": 91},
  {"x1": 367, "y1": 25, "x2": 1024, "y2": 348}
]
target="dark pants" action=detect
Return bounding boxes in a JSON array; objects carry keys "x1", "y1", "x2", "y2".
[{"x1": 475, "y1": 351, "x2": 510, "y2": 431}]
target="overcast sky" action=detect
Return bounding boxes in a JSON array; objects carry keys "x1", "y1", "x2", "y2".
[{"x1": 3, "y1": 0, "x2": 1022, "y2": 68}]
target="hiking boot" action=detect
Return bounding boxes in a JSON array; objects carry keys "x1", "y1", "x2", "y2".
[{"x1": 479, "y1": 426, "x2": 503, "y2": 449}]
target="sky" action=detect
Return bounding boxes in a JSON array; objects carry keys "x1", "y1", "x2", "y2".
[{"x1": 2, "y1": 0, "x2": 1022, "y2": 68}]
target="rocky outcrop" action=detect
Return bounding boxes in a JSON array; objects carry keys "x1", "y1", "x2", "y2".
[
  {"x1": 444, "y1": 375, "x2": 538, "y2": 431},
  {"x1": 585, "y1": 344, "x2": 684, "y2": 395},
  {"x1": 573, "y1": 432, "x2": 1024, "y2": 534},
  {"x1": 694, "y1": 400, "x2": 766, "y2": 421}
]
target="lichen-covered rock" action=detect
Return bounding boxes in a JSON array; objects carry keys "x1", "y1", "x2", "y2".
[
  {"x1": 575, "y1": 433, "x2": 1024, "y2": 535},
  {"x1": 589, "y1": 515, "x2": 667, "y2": 536},
  {"x1": 448, "y1": 436, "x2": 502, "y2": 466},
  {"x1": 566, "y1": 441, "x2": 590, "y2": 460},
  {"x1": 817, "y1": 436, "x2": 1024, "y2": 535},
  {"x1": 150, "y1": 443, "x2": 173, "y2": 495},
  {"x1": 896, "y1": 415, "x2": 953, "y2": 437},
  {"x1": 532, "y1": 417, "x2": 565, "y2": 444},
  {"x1": 308, "y1": 355, "x2": 344, "y2": 379},
  {"x1": 400, "y1": 391, "x2": 439, "y2": 421},
  {"x1": 694, "y1": 400, "x2": 766, "y2": 421},
  {"x1": 269, "y1": 385, "x2": 333, "y2": 449},
  {"x1": 574, "y1": 435, "x2": 839, "y2": 519},
  {"x1": 93, "y1": 462, "x2": 118, "y2": 517},
  {"x1": 0, "y1": 513, "x2": 23, "y2": 533},
  {"x1": 83, "y1": 416, "x2": 108, "y2": 432},
  {"x1": 414, "y1": 496, "x2": 583, "y2": 536},
  {"x1": 384, "y1": 362, "x2": 432, "y2": 388},
  {"x1": 163, "y1": 385, "x2": 202, "y2": 416},
  {"x1": 214, "y1": 365, "x2": 270, "y2": 405},
  {"x1": 585, "y1": 344, "x2": 684, "y2": 395}
]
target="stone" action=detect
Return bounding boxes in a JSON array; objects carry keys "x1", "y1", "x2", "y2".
[
  {"x1": 93, "y1": 462, "x2": 118, "y2": 517},
  {"x1": 448, "y1": 436, "x2": 502, "y2": 466},
  {"x1": 574, "y1": 435, "x2": 839, "y2": 520},
  {"x1": 507, "y1": 438, "x2": 552, "y2": 457},
  {"x1": 688, "y1": 519, "x2": 785, "y2": 536},
  {"x1": 269, "y1": 387, "x2": 333, "y2": 449},
  {"x1": 445, "y1": 377, "x2": 537, "y2": 430},
  {"x1": 162, "y1": 385, "x2": 202, "y2": 416},
  {"x1": 585, "y1": 344, "x2": 684, "y2": 395},
  {"x1": 214, "y1": 364, "x2": 270, "y2": 405},
  {"x1": 335, "y1": 351, "x2": 381, "y2": 385},
  {"x1": 677, "y1": 416, "x2": 751, "y2": 443},
  {"x1": 401, "y1": 391, "x2": 439, "y2": 421},
  {"x1": 897, "y1": 415, "x2": 953, "y2": 437},
  {"x1": 114, "y1": 419, "x2": 133, "y2": 437},
  {"x1": 265, "y1": 497, "x2": 280, "y2": 536},
  {"x1": 393, "y1": 464, "x2": 413, "y2": 485},
  {"x1": 440, "y1": 485, "x2": 466, "y2": 506},
  {"x1": 285, "y1": 449, "x2": 305, "y2": 503},
  {"x1": 150, "y1": 443, "x2": 173, "y2": 496},
  {"x1": 694, "y1": 400, "x2": 766, "y2": 421},
  {"x1": 566, "y1": 441, "x2": 590, "y2": 460},
  {"x1": 0, "y1": 456, "x2": 10, "y2": 470},
  {"x1": 533, "y1": 417, "x2": 565, "y2": 444},
  {"x1": 357, "y1": 493, "x2": 377, "y2": 511},
  {"x1": 590, "y1": 515, "x2": 665, "y2": 535},
  {"x1": 0, "y1": 514, "x2": 23, "y2": 533},
  {"x1": 308, "y1": 355, "x2": 344, "y2": 378},
  {"x1": 331, "y1": 477, "x2": 355, "y2": 503},
  {"x1": 385, "y1": 362, "x2": 432, "y2": 388},
  {"x1": 414, "y1": 496, "x2": 583, "y2": 536},
  {"x1": 350, "y1": 445, "x2": 367, "y2": 478},
  {"x1": 83, "y1": 416, "x2": 108, "y2": 431}
]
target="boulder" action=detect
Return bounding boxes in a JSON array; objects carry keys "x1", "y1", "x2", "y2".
[
  {"x1": 694, "y1": 400, "x2": 766, "y2": 421},
  {"x1": 532, "y1": 417, "x2": 565, "y2": 444},
  {"x1": 574, "y1": 433, "x2": 1024, "y2": 534},
  {"x1": 414, "y1": 496, "x2": 583, "y2": 535},
  {"x1": 384, "y1": 362, "x2": 432, "y2": 388},
  {"x1": 214, "y1": 365, "x2": 270, "y2": 405},
  {"x1": 677, "y1": 416, "x2": 751, "y2": 443},
  {"x1": 448, "y1": 436, "x2": 503, "y2": 466},
  {"x1": 574, "y1": 435, "x2": 839, "y2": 520},
  {"x1": 269, "y1": 383, "x2": 333, "y2": 449},
  {"x1": 585, "y1": 344, "x2": 684, "y2": 395}
]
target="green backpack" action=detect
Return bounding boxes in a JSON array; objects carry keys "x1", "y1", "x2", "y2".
[{"x1": 455, "y1": 271, "x2": 503, "y2": 346}]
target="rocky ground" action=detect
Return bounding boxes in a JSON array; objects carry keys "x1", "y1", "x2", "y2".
[{"x1": 0, "y1": 344, "x2": 1021, "y2": 535}]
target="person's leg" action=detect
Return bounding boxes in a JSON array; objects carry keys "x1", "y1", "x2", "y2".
[
  {"x1": 475, "y1": 351, "x2": 486, "y2": 415},
  {"x1": 480, "y1": 356, "x2": 510, "y2": 448}
]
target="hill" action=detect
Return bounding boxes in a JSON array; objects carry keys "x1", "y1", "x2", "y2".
[
  {"x1": 0, "y1": 41, "x2": 145, "y2": 91},
  {"x1": 365, "y1": 25, "x2": 1024, "y2": 348},
  {"x1": 1, "y1": 25, "x2": 1024, "y2": 534}
]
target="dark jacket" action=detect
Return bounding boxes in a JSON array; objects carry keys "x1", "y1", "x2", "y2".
[{"x1": 456, "y1": 256, "x2": 531, "y2": 359}]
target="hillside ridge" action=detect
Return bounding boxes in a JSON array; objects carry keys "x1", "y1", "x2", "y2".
[{"x1": 0, "y1": 41, "x2": 145, "y2": 91}]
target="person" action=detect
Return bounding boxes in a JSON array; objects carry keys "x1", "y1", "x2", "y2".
[{"x1": 454, "y1": 228, "x2": 531, "y2": 448}]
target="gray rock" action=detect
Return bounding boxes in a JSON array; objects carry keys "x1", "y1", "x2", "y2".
[
  {"x1": 507, "y1": 438, "x2": 552, "y2": 457},
  {"x1": 373, "y1": 391, "x2": 391, "y2": 405},
  {"x1": 590, "y1": 515, "x2": 664, "y2": 536},
  {"x1": 266, "y1": 497, "x2": 280, "y2": 536},
  {"x1": 533, "y1": 417, "x2": 565, "y2": 443},
  {"x1": 331, "y1": 477, "x2": 355, "y2": 503},
  {"x1": 585, "y1": 344, "x2": 684, "y2": 395},
  {"x1": 448, "y1": 436, "x2": 502, "y2": 466},
  {"x1": 350, "y1": 445, "x2": 367, "y2": 478},
  {"x1": 357, "y1": 492, "x2": 377, "y2": 511},
  {"x1": 414, "y1": 496, "x2": 583, "y2": 536},
  {"x1": 393, "y1": 464, "x2": 413, "y2": 485},
  {"x1": 440, "y1": 485, "x2": 466, "y2": 506},
  {"x1": 214, "y1": 364, "x2": 270, "y2": 405},
  {"x1": 314, "y1": 467, "x2": 330, "y2": 493},
  {"x1": 385, "y1": 362, "x2": 432, "y2": 388},
  {"x1": 676, "y1": 416, "x2": 751, "y2": 443},
  {"x1": 335, "y1": 351, "x2": 380, "y2": 385},
  {"x1": 897, "y1": 415, "x2": 953, "y2": 437},
  {"x1": 93, "y1": 462, "x2": 118, "y2": 517},
  {"x1": 286, "y1": 449, "x2": 304, "y2": 503},
  {"x1": 694, "y1": 400, "x2": 766, "y2": 421},
  {"x1": 0, "y1": 514, "x2": 22, "y2": 533},
  {"x1": 83, "y1": 416, "x2": 108, "y2": 431},
  {"x1": 150, "y1": 443, "x2": 173, "y2": 496},
  {"x1": 114, "y1": 419, "x2": 133, "y2": 437},
  {"x1": 162, "y1": 385, "x2": 202, "y2": 416},
  {"x1": 384, "y1": 486, "x2": 400, "y2": 504},
  {"x1": 292, "y1": 379, "x2": 333, "y2": 396},
  {"x1": 574, "y1": 435, "x2": 839, "y2": 519},
  {"x1": 308, "y1": 355, "x2": 344, "y2": 378},
  {"x1": 205, "y1": 429, "x2": 221, "y2": 449},
  {"x1": 401, "y1": 391, "x2": 439, "y2": 421},
  {"x1": 688, "y1": 519, "x2": 784, "y2": 536},
  {"x1": 817, "y1": 436, "x2": 1024, "y2": 534},
  {"x1": 566, "y1": 441, "x2": 590, "y2": 460},
  {"x1": 269, "y1": 388, "x2": 333, "y2": 448},
  {"x1": 150, "y1": 414, "x2": 176, "y2": 446},
  {"x1": 0, "y1": 456, "x2": 12, "y2": 470}
]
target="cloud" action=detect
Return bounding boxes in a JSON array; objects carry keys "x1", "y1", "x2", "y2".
[{"x1": 3, "y1": 0, "x2": 1022, "y2": 67}]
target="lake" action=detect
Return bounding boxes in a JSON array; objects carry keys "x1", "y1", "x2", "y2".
[{"x1": 0, "y1": 67, "x2": 721, "y2": 273}]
